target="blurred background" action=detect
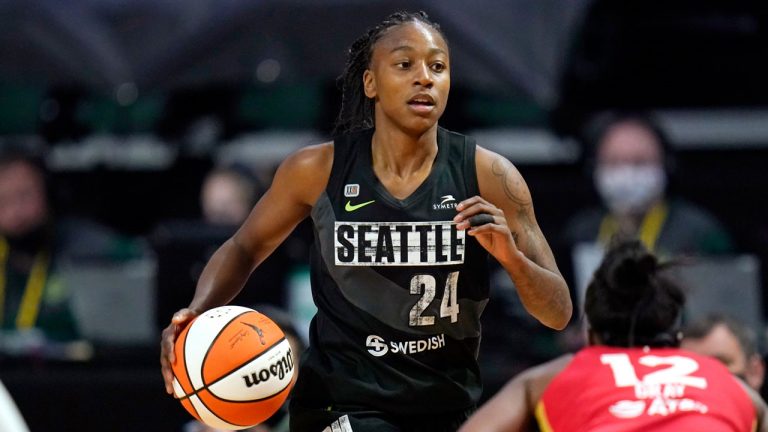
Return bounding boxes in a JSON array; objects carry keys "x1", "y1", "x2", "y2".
[{"x1": 1, "y1": 0, "x2": 768, "y2": 430}]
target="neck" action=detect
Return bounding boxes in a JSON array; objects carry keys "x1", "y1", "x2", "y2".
[{"x1": 371, "y1": 126, "x2": 438, "y2": 178}]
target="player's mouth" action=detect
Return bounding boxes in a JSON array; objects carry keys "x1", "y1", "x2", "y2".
[{"x1": 407, "y1": 94, "x2": 436, "y2": 114}]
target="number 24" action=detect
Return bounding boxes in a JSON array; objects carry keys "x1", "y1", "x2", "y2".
[{"x1": 409, "y1": 272, "x2": 459, "y2": 327}]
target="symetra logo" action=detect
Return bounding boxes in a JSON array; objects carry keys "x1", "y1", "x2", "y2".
[
  {"x1": 433, "y1": 194, "x2": 457, "y2": 210},
  {"x1": 365, "y1": 334, "x2": 446, "y2": 357},
  {"x1": 345, "y1": 199, "x2": 375, "y2": 212}
]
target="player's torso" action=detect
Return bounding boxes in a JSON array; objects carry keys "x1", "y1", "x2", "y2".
[
  {"x1": 296, "y1": 127, "x2": 490, "y2": 413},
  {"x1": 538, "y1": 346, "x2": 756, "y2": 432}
]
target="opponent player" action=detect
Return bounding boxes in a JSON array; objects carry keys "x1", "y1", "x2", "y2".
[
  {"x1": 459, "y1": 239, "x2": 767, "y2": 432},
  {"x1": 161, "y1": 11, "x2": 572, "y2": 431}
]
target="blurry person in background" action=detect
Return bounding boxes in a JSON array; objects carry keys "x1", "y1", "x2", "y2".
[
  {"x1": 561, "y1": 112, "x2": 734, "y2": 324},
  {"x1": 564, "y1": 111, "x2": 732, "y2": 258},
  {"x1": 683, "y1": 313, "x2": 765, "y2": 392},
  {"x1": 200, "y1": 165, "x2": 259, "y2": 227},
  {"x1": 0, "y1": 146, "x2": 138, "y2": 343}
]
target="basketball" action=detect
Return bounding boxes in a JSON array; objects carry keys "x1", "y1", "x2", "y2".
[{"x1": 171, "y1": 305, "x2": 296, "y2": 430}]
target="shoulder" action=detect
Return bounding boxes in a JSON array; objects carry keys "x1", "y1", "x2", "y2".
[
  {"x1": 271, "y1": 141, "x2": 334, "y2": 207},
  {"x1": 522, "y1": 354, "x2": 574, "y2": 402},
  {"x1": 474, "y1": 145, "x2": 530, "y2": 198},
  {"x1": 275, "y1": 141, "x2": 333, "y2": 184},
  {"x1": 280, "y1": 141, "x2": 333, "y2": 172}
]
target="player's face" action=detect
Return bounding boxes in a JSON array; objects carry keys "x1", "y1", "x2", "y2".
[{"x1": 364, "y1": 21, "x2": 450, "y2": 134}]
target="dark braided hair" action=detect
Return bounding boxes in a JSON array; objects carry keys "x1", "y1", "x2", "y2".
[
  {"x1": 332, "y1": 11, "x2": 446, "y2": 137},
  {"x1": 584, "y1": 238, "x2": 684, "y2": 348}
]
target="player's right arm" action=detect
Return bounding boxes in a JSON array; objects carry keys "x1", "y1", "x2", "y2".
[
  {"x1": 458, "y1": 354, "x2": 571, "y2": 432},
  {"x1": 160, "y1": 142, "x2": 333, "y2": 394}
]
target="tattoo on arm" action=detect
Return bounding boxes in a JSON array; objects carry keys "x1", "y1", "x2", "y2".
[{"x1": 492, "y1": 158, "x2": 532, "y2": 208}]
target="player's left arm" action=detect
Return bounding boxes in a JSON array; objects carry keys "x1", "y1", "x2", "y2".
[{"x1": 454, "y1": 146, "x2": 572, "y2": 330}]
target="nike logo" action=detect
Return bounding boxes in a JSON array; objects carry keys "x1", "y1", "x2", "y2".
[{"x1": 345, "y1": 199, "x2": 375, "y2": 212}]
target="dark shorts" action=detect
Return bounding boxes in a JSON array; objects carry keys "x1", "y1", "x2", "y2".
[{"x1": 289, "y1": 405, "x2": 475, "y2": 432}]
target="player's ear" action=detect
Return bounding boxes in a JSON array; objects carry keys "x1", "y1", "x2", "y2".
[{"x1": 363, "y1": 69, "x2": 377, "y2": 99}]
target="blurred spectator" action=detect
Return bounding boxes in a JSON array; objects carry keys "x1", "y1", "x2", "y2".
[
  {"x1": 183, "y1": 305, "x2": 305, "y2": 432},
  {"x1": 561, "y1": 112, "x2": 734, "y2": 316},
  {"x1": 0, "y1": 147, "x2": 139, "y2": 343},
  {"x1": 682, "y1": 313, "x2": 765, "y2": 392},
  {"x1": 200, "y1": 165, "x2": 259, "y2": 226},
  {"x1": 564, "y1": 111, "x2": 733, "y2": 258},
  {"x1": 152, "y1": 164, "x2": 291, "y2": 332}
]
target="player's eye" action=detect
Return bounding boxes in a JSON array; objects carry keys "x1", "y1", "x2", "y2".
[{"x1": 431, "y1": 62, "x2": 446, "y2": 73}]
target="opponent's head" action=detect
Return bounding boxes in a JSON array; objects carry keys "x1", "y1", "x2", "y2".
[
  {"x1": 584, "y1": 238, "x2": 684, "y2": 348},
  {"x1": 333, "y1": 11, "x2": 449, "y2": 136}
]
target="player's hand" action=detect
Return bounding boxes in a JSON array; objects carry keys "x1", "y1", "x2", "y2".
[
  {"x1": 160, "y1": 308, "x2": 200, "y2": 395},
  {"x1": 454, "y1": 196, "x2": 521, "y2": 265}
]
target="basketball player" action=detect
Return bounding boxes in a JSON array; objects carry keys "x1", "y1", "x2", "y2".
[
  {"x1": 459, "y1": 239, "x2": 766, "y2": 432},
  {"x1": 161, "y1": 11, "x2": 572, "y2": 431}
]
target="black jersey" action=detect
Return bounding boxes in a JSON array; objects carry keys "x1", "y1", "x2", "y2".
[{"x1": 292, "y1": 127, "x2": 490, "y2": 415}]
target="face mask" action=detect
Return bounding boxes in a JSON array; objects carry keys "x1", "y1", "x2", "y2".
[{"x1": 595, "y1": 164, "x2": 666, "y2": 214}]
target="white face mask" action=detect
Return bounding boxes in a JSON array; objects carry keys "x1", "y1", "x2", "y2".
[{"x1": 594, "y1": 164, "x2": 666, "y2": 214}]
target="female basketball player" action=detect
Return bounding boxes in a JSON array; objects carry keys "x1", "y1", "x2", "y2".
[
  {"x1": 459, "y1": 238, "x2": 767, "y2": 432},
  {"x1": 161, "y1": 11, "x2": 572, "y2": 431}
]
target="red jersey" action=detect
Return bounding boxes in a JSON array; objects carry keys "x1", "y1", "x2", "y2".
[{"x1": 537, "y1": 346, "x2": 756, "y2": 432}]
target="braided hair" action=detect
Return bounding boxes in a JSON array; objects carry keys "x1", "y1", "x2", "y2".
[
  {"x1": 332, "y1": 11, "x2": 446, "y2": 137},
  {"x1": 584, "y1": 238, "x2": 684, "y2": 348}
]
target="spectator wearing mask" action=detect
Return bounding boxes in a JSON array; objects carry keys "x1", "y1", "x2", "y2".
[{"x1": 560, "y1": 112, "x2": 734, "y2": 315}]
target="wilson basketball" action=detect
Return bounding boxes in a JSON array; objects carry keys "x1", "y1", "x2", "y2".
[{"x1": 171, "y1": 305, "x2": 296, "y2": 430}]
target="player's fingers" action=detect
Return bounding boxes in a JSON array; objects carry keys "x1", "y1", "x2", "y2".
[
  {"x1": 467, "y1": 222, "x2": 505, "y2": 236},
  {"x1": 456, "y1": 195, "x2": 491, "y2": 211},
  {"x1": 161, "y1": 360, "x2": 174, "y2": 394},
  {"x1": 172, "y1": 308, "x2": 197, "y2": 324},
  {"x1": 455, "y1": 203, "x2": 505, "y2": 231},
  {"x1": 468, "y1": 213, "x2": 495, "y2": 227}
]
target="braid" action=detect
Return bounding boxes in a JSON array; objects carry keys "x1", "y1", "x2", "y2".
[{"x1": 332, "y1": 11, "x2": 445, "y2": 137}]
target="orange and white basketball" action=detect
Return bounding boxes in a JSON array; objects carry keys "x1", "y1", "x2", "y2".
[{"x1": 171, "y1": 305, "x2": 296, "y2": 430}]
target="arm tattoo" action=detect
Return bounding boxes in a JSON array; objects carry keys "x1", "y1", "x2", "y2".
[
  {"x1": 492, "y1": 157, "x2": 544, "y2": 264},
  {"x1": 491, "y1": 158, "x2": 531, "y2": 208}
]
